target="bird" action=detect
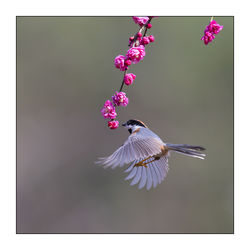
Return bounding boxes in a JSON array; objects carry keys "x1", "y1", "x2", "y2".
[{"x1": 97, "y1": 119, "x2": 206, "y2": 190}]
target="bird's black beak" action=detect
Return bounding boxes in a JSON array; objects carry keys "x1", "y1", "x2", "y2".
[{"x1": 122, "y1": 123, "x2": 126, "y2": 126}]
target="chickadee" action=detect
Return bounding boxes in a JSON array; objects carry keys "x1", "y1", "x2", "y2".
[{"x1": 97, "y1": 119, "x2": 206, "y2": 190}]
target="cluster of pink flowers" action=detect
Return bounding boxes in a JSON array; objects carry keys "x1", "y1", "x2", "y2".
[
  {"x1": 114, "y1": 55, "x2": 128, "y2": 71},
  {"x1": 101, "y1": 16, "x2": 156, "y2": 129},
  {"x1": 132, "y1": 16, "x2": 149, "y2": 26},
  {"x1": 126, "y1": 45, "x2": 146, "y2": 64},
  {"x1": 101, "y1": 92, "x2": 129, "y2": 129},
  {"x1": 108, "y1": 120, "x2": 119, "y2": 130},
  {"x1": 101, "y1": 100, "x2": 117, "y2": 120},
  {"x1": 124, "y1": 73, "x2": 136, "y2": 86},
  {"x1": 112, "y1": 91, "x2": 129, "y2": 106},
  {"x1": 201, "y1": 20, "x2": 223, "y2": 45}
]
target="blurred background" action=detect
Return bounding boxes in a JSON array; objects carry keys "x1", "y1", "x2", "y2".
[{"x1": 17, "y1": 17, "x2": 233, "y2": 233}]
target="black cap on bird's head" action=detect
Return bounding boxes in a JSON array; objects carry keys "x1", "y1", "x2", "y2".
[{"x1": 122, "y1": 119, "x2": 148, "y2": 130}]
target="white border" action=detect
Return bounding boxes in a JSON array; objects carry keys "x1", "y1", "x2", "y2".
[{"x1": 1, "y1": 0, "x2": 250, "y2": 249}]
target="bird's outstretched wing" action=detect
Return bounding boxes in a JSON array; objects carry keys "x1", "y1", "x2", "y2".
[
  {"x1": 96, "y1": 128, "x2": 164, "y2": 169},
  {"x1": 124, "y1": 156, "x2": 169, "y2": 190}
]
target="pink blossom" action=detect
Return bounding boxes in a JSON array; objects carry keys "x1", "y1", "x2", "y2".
[
  {"x1": 149, "y1": 35, "x2": 155, "y2": 42},
  {"x1": 132, "y1": 16, "x2": 149, "y2": 26},
  {"x1": 124, "y1": 73, "x2": 136, "y2": 86},
  {"x1": 201, "y1": 31, "x2": 215, "y2": 45},
  {"x1": 114, "y1": 55, "x2": 127, "y2": 71},
  {"x1": 141, "y1": 36, "x2": 150, "y2": 45},
  {"x1": 101, "y1": 100, "x2": 117, "y2": 119},
  {"x1": 147, "y1": 23, "x2": 152, "y2": 29},
  {"x1": 126, "y1": 45, "x2": 146, "y2": 64},
  {"x1": 112, "y1": 91, "x2": 129, "y2": 107},
  {"x1": 108, "y1": 120, "x2": 119, "y2": 129},
  {"x1": 205, "y1": 20, "x2": 223, "y2": 35}
]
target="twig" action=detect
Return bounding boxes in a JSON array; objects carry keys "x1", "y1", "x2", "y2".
[
  {"x1": 143, "y1": 17, "x2": 153, "y2": 37},
  {"x1": 111, "y1": 17, "x2": 154, "y2": 120},
  {"x1": 118, "y1": 18, "x2": 153, "y2": 94},
  {"x1": 119, "y1": 69, "x2": 128, "y2": 92}
]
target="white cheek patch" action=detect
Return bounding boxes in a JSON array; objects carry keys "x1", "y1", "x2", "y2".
[{"x1": 132, "y1": 125, "x2": 141, "y2": 131}]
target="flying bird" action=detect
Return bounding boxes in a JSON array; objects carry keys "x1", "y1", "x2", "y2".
[{"x1": 97, "y1": 119, "x2": 206, "y2": 190}]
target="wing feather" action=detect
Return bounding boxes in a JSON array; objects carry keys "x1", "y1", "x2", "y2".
[
  {"x1": 97, "y1": 128, "x2": 164, "y2": 169},
  {"x1": 124, "y1": 155, "x2": 169, "y2": 190},
  {"x1": 151, "y1": 166, "x2": 158, "y2": 188},
  {"x1": 124, "y1": 161, "x2": 136, "y2": 173},
  {"x1": 154, "y1": 164, "x2": 162, "y2": 184},
  {"x1": 130, "y1": 166, "x2": 142, "y2": 186},
  {"x1": 138, "y1": 166, "x2": 147, "y2": 189},
  {"x1": 125, "y1": 167, "x2": 137, "y2": 180},
  {"x1": 157, "y1": 163, "x2": 165, "y2": 181},
  {"x1": 146, "y1": 167, "x2": 153, "y2": 190}
]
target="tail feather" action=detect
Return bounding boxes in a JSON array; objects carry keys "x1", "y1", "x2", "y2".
[{"x1": 166, "y1": 143, "x2": 206, "y2": 159}]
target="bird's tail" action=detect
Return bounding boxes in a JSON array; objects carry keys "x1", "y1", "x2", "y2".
[{"x1": 166, "y1": 143, "x2": 206, "y2": 159}]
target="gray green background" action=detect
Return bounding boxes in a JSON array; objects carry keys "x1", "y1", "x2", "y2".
[{"x1": 17, "y1": 17, "x2": 233, "y2": 233}]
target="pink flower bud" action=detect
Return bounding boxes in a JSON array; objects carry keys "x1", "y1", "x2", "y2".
[
  {"x1": 149, "y1": 35, "x2": 155, "y2": 42},
  {"x1": 112, "y1": 91, "x2": 129, "y2": 107},
  {"x1": 125, "y1": 59, "x2": 132, "y2": 66},
  {"x1": 124, "y1": 73, "x2": 136, "y2": 86},
  {"x1": 101, "y1": 100, "x2": 117, "y2": 119},
  {"x1": 142, "y1": 36, "x2": 150, "y2": 45},
  {"x1": 126, "y1": 45, "x2": 146, "y2": 64},
  {"x1": 137, "y1": 32, "x2": 142, "y2": 38},
  {"x1": 129, "y1": 36, "x2": 134, "y2": 41},
  {"x1": 114, "y1": 55, "x2": 127, "y2": 71},
  {"x1": 108, "y1": 120, "x2": 119, "y2": 129},
  {"x1": 147, "y1": 23, "x2": 152, "y2": 29}
]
